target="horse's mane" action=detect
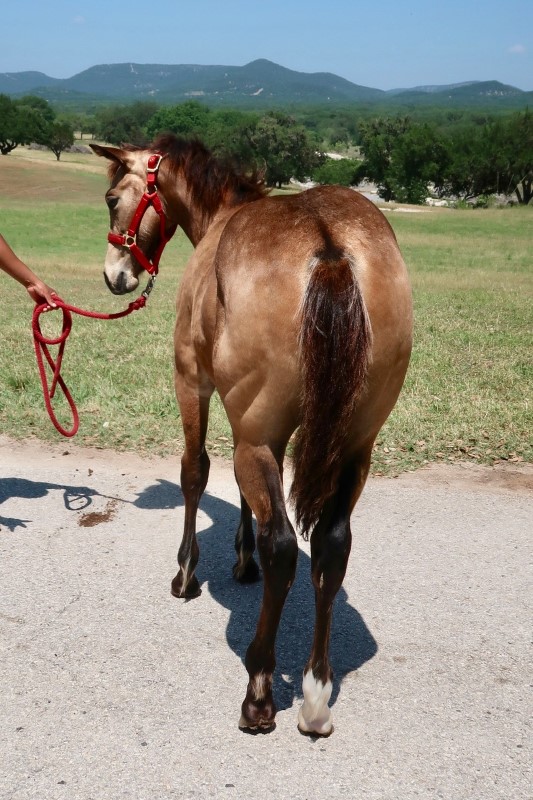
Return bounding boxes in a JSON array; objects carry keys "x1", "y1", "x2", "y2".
[{"x1": 109, "y1": 134, "x2": 268, "y2": 215}]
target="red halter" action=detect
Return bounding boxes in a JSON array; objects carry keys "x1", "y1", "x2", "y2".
[{"x1": 107, "y1": 153, "x2": 177, "y2": 275}]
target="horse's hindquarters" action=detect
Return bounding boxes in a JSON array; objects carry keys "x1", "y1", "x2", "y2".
[{"x1": 352, "y1": 257, "x2": 413, "y2": 449}]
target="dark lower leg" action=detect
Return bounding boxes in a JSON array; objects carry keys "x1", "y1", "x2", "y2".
[
  {"x1": 298, "y1": 514, "x2": 351, "y2": 736},
  {"x1": 233, "y1": 491, "x2": 260, "y2": 583},
  {"x1": 171, "y1": 392, "x2": 211, "y2": 599},
  {"x1": 240, "y1": 512, "x2": 298, "y2": 729},
  {"x1": 298, "y1": 455, "x2": 370, "y2": 736},
  {"x1": 234, "y1": 443, "x2": 298, "y2": 731},
  {"x1": 171, "y1": 446, "x2": 210, "y2": 598}
]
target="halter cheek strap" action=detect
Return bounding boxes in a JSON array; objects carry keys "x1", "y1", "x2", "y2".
[{"x1": 107, "y1": 153, "x2": 177, "y2": 276}]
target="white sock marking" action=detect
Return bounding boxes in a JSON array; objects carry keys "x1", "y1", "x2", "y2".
[
  {"x1": 298, "y1": 669, "x2": 333, "y2": 735},
  {"x1": 251, "y1": 671, "x2": 269, "y2": 701}
]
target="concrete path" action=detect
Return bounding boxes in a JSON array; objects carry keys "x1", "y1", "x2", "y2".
[{"x1": 1, "y1": 436, "x2": 531, "y2": 800}]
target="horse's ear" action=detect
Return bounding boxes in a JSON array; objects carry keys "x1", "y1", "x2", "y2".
[{"x1": 90, "y1": 143, "x2": 133, "y2": 167}]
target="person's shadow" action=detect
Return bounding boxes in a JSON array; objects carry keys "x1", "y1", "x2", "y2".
[
  {"x1": 135, "y1": 478, "x2": 378, "y2": 711},
  {"x1": 0, "y1": 476, "x2": 109, "y2": 531}
]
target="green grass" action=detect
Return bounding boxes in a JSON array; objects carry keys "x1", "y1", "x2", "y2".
[
  {"x1": 373, "y1": 207, "x2": 532, "y2": 473},
  {"x1": 0, "y1": 150, "x2": 531, "y2": 472}
]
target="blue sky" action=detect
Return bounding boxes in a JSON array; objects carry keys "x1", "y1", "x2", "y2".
[{"x1": 2, "y1": 0, "x2": 532, "y2": 90}]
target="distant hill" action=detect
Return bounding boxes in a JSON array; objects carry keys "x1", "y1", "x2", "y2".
[
  {"x1": 386, "y1": 80, "x2": 529, "y2": 109},
  {"x1": 387, "y1": 81, "x2": 481, "y2": 96},
  {"x1": 0, "y1": 70, "x2": 61, "y2": 93},
  {"x1": 0, "y1": 59, "x2": 531, "y2": 110}
]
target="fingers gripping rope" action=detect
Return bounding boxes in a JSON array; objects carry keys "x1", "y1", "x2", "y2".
[{"x1": 32, "y1": 284, "x2": 153, "y2": 438}]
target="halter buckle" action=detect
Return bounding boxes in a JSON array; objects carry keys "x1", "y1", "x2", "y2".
[{"x1": 146, "y1": 154, "x2": 164, "y2": 173}]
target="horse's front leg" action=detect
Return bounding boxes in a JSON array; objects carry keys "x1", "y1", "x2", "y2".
[
  {"x1": 171, "y1": 378, "x2": 213, "y2": 600},
  {"x1": 234, "y1": 442, "x2": 298, "y2": 731}
]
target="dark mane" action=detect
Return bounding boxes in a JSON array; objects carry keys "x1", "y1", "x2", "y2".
[{"x1": 152, "y1": 134, "x2": 268, "y2": 214}]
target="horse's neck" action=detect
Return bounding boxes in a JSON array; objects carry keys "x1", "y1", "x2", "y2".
[{"x1": 168, "y1": 180, "x2": 236, "y2": 247}]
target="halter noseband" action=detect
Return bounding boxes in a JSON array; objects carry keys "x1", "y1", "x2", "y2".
[{"x1": 107, "y1": 153, "x2": 177, "y2": 276}]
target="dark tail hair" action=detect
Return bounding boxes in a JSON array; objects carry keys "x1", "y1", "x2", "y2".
[{"x1": 289, "y1": 251, "x2": 372, "y2": 537}]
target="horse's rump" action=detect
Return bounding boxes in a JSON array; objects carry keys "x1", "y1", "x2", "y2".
[{"x1": 290, "y1": 248, "x2": 372, "y2": 537}]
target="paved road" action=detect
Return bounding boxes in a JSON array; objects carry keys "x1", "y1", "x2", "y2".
[{"x1": 1, "y1": 436, "x2": 531, "y2": 800}]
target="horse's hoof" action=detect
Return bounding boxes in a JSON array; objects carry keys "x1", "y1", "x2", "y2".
[
  {"x1": 239, "y1": 695, "x2": 276, "y2": 733},
  {"x1": 238, "y1": 714, "x2": 276, "y2": 734},
  {"x1": 297, "y1": 721, "x2": 334, "y2": 738},
  {"x1": 297, "y1": 706, "x2": 334, "y2": 737},
  {"x1": 232, "y1": 557, "x2": 261, "y2": 584},
  {"x1": 171, "y1": 572, "x2": 201, "y2": 599}
]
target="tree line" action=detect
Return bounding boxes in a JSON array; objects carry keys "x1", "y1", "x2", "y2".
[
  {"x1": 0, "y1": 95, "x2": 75, "y2": 160},
  {"x1": 1, "y1": 94, "x2": 531, "y2": 204},
  {"x1": 358, "y1": 112, "x2": 532, "y2": 205}
]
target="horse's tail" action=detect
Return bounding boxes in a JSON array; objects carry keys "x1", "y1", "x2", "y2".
[{"x1": 290, "y1": 250, "x2": 372, "y2": 538}]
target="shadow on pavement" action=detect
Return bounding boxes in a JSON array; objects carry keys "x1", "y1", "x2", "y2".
[
  {"x1": 0, "y1": 476, "x2": 117, "y2": 531},
  {"x1": 1, "y1": 473, "x2": 377, "y2": 710},
  {"x1": 134, "y1": 477, "x2": 377, "y2": 711}
]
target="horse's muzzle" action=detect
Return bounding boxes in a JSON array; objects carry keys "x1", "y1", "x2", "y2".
[{"x1": 104, "y1": 270, "x2": 137, "y2": 295}]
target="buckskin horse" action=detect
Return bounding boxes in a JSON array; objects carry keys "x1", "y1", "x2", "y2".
[{"x1": 91, "y1": 135, "x2": 413, "y2": 736}]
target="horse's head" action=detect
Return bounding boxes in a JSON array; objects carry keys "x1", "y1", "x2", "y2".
[{"x1": 91, "y1": 144, "x2": 175, "y2": 294}]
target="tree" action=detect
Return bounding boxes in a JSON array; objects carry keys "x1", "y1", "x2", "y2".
[
  {"x1": 387, "y1": 123, "x2": 449, "y2": 203},
  {"x1": 443, "y1": 119, "x2": 509, "y2": 201},
  {"x1": 203, "y1": 109, "x2": 259, "y2": 164},
  {"x1": 358, "y1": 116, "x2": 412, "y2": 201},
  {"x1": 145, "y1": 104, "x2": 259, "y2": 168},
  {"x1": 359, "y1": 116, "x2": 449, "y2": 203},
  {"x1": 95, "y1": 101, "x2": 158, "y2": 145},
  {"x1": 17, "y1": 95, "x2": 55, "y2": 125},
  {"x1": 311, "y1": 157, "x2": 364, "y2": 186},
  {"x1": 0, "y1": 95, "x2": 19, "y2": 154},
  {"x1": 247, "y1": 112, "x2": 323, "y2": 187},
  {"x1": 63, "y1": 111, "x2": 97, "y2": 140},
  {"x1": 42, "y1": 120, "x2": 75, "y2": 160},
  {"x1": 498, "y1": 110, "x2": 533, "y2": 205},
  {"x1": 0, "y1": 94, "x2": 52, "y2": 155},
  {"x1": 145, "y1": 100, "x2": 210, "y2": 140}
]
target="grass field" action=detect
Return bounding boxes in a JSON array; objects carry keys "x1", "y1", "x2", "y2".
[{"x1": 1, "y1": 147, "x2": 531, "y2": 474}]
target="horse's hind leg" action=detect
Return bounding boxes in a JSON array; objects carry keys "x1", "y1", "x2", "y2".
[
  {"x1": 298, "y1": 451, "x2": 371, "y2": 736},
  {"x1": 171, "y1": 385, "x2": 212, "y2": 600},
  {"x1": 233, "y1": 488, "x2": 260, "y2": 583},
  {"x1": 234, "y1": 441, "x2": 298, "y2": 731}
]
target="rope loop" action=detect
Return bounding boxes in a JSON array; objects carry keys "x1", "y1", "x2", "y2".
[{"x1": 32, "y1": 287, "x2": 150, "y2": 438}]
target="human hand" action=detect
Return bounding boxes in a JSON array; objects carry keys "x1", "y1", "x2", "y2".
[{"x1": 26, "y1": 279, "x2": 58, "y2": 307}]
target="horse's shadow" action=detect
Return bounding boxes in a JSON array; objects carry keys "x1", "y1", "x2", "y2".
[
  {"x1": 136, "y1": 478, "x2": 378, "y2": 711},
  {"x1": 0, "y1": 473, "x2": 377, "y2": 710}
]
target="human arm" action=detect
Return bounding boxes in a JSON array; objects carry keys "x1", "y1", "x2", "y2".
[{"x1": 0, "y1": 234, "x2": 57, "y2": 306}]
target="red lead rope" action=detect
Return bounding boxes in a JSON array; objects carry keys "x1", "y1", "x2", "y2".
[{"x1": 32, "y1": 278, "x2": 155, "y2": 437}]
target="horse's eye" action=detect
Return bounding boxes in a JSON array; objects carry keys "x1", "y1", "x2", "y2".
[{"x1": 106, "y1": 195, "x2": 119, "y2": 210}]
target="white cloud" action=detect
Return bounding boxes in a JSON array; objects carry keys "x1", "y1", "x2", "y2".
[
  {"x1": 508, "y1": 44, "x2": 526, "y2": 54},
  {"x1": 72, "y1": 15, "x2": 86, "y2": 25}
]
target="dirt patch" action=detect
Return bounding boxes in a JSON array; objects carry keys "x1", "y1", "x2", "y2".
[
  {"x1": 392, "y1": 461, "x2": 533, "y2": 495},
  {"x1": 78, "y1": 499, "x2": 118, "y2": 528}
]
